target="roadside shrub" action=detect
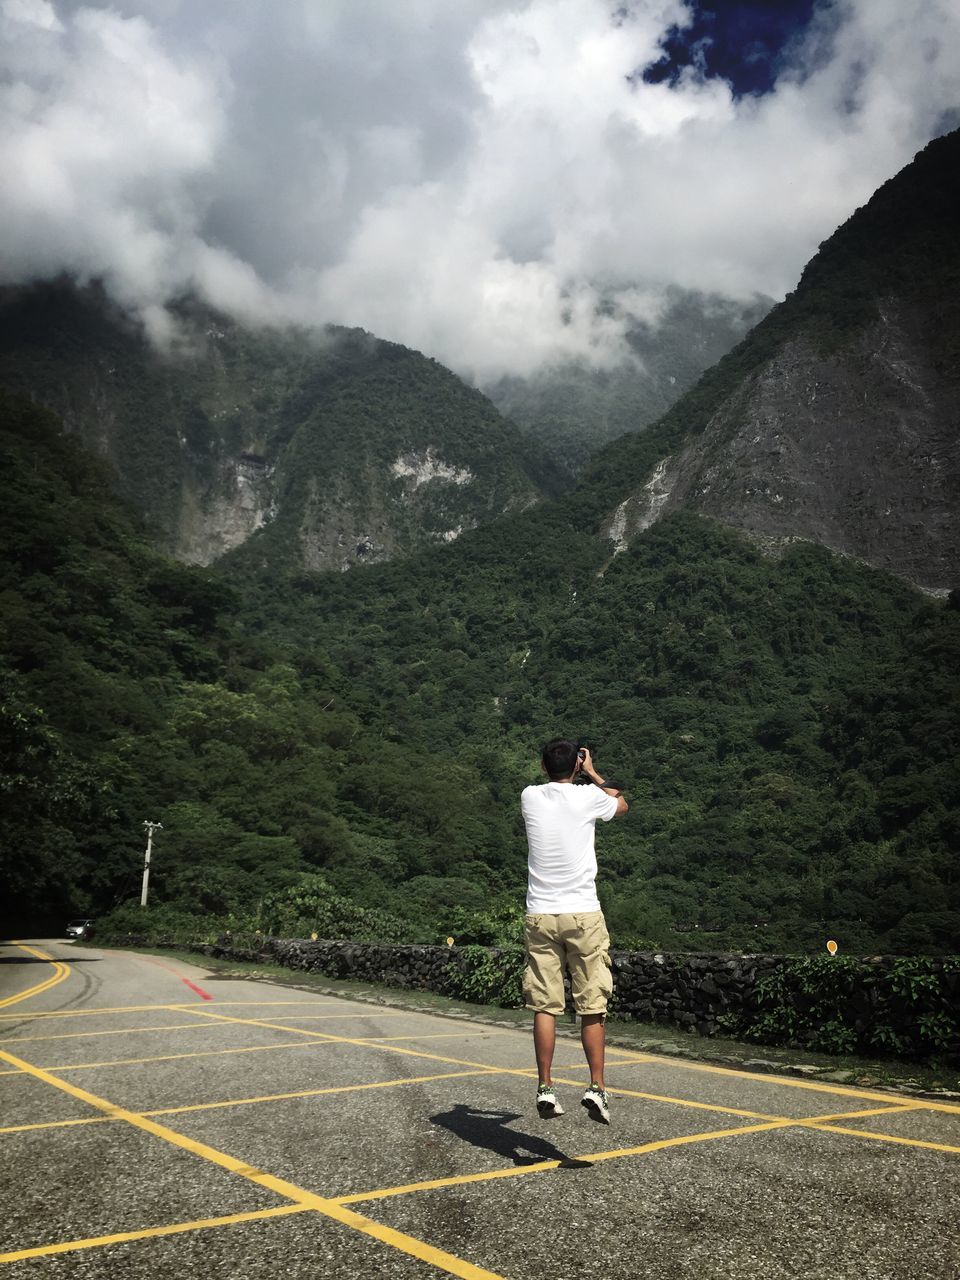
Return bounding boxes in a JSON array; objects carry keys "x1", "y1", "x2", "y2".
[
  {"x1": 740, "y1": 955, "x2": 960, "y2": 1059},
  {"x1": 443, "y1": 944, "x2": 524, "y2": 1007}
]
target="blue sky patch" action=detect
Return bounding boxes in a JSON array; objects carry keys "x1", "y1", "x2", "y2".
[{"x1": 640, "y1": 0, "x2": 820, "y2": 97}]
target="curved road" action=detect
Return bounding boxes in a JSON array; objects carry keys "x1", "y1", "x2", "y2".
[{"x1": 1, "y1": 938, "x2": 958, "y2": 1279}]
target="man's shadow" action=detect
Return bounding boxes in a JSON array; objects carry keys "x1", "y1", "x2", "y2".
[{"x1": 430, "y1": 1104, "x2": 592, "y2": 1169}]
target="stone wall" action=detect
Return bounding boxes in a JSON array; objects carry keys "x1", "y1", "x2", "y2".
[
  {"x1": 607, "y1": 950, "x2": 784, "y2": 1036},
  {"x1": 193, "y1": 936, "x2": 783, "y2": 1035},
  {"x1": 154, "y1": 935, "x2": 957, "y2": 1058}
]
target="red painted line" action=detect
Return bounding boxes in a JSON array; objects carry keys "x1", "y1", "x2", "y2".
[{"x1": 180, "y1": 978, "x2": 213, "y2": 1001}]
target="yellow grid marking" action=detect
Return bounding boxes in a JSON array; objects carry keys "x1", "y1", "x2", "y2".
[
  {"x1": 0, "y1": 1009, "x2": 418, "y2": 1044},
  {"x1": 0, "y1": 1115, "x2": 117, "y2": 1137},
  {"x1": 0, "y1": 1020, "x2": 242, "y2": 1045},
  {"x1": 335, "y1": 1103, "x2": 920, "y2": 1207},
  {"x1": 145, "y1": 1069, "x2": 502, "y2": 1118},
  {"x1": 0, "y1": 1205, "x2": 310, "y2": 1263},
  {"x1": 0, "y1": 1046, "x2": 507, "y2": 1279},
  {"x1": 0, "y1": 944, "x2": 71, "y2": 1010},
  {"x1": 0, "y1": 1003, "x2": 954, "y2": 1269},
  {"x1": 610, "y1": 1044, "x2": 960, "y2": 1115},
  {"x1": 804, "y1": 1122, "x2": 960, "y2": 1155},
  {"x1": 241, "y1": 1012, "x2": 411, "y2": 1021},
  {"x1": 178, "y1": 1008, "x2": 960, "y2": 1158},
  {"x1": 0, "y1": 1027, "x2": 509, "y2": 1076},
  {"x1": 0, "y1": 1000, "x2": 340, "y2": 1022},
  {"x1": 0, "y1": 1069, "x2": 502, "y2": 1136},
  {"x1": 0, "y1": 1038, "x2": 341, "y2": 1075}
]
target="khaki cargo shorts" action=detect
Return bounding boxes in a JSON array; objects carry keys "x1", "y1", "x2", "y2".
[{"x1": 522, "y1": 911, "x2": 613, "y2": 1017}]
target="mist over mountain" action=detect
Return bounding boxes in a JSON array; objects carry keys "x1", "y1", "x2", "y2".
[
  {"x1": 485, "y1": 289, "x2": 772, "y2": 477},
  {"x1": 590, "y1": 129, "x2": 960, "y2": 593},
  {"x1": 0, "y1": 281, "x2": 554, "y2": 572}
]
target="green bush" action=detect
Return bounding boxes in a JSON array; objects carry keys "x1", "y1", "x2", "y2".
[
  {"x1": 739, "y1": 955, "x2": 960, "y2": 1059},
  {"x1": 443, "y1": 944, "x2": 524, "y2": 1007}
]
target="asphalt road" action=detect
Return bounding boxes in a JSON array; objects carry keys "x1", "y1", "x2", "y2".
[{"x1": 1, "y1": 938, "x2": 958, "y2": 1280}]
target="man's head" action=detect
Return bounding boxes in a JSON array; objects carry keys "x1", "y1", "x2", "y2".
[{"x1": 541, "y1": 738, "x2": 581, "y2": 781}]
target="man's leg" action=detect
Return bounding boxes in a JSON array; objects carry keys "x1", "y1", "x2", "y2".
[
  {"x1": 524, "y1": 915, "x2": 566, "y2": 1116},
  {"x1": 534, "y1": 1011, "x2": 557, "y2": 1084},
  {"x1": 565, "y1": 912, "x2": 613, "y2": 1121},
  {"x1": 580, "y1": 1013, "x2": 605, "y2": 1089}
]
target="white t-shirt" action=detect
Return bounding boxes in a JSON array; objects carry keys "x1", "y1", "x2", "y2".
[{"x1": 521, "y1": 782, "x2": 619, "y2": 913}]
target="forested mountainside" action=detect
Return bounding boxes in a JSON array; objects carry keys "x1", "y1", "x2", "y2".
[
  {"x1": 4, "y1": 132, "x2": 959, "y2": 954},
  {"x1": 485, "y1": 289, "x2": 771, "y2": 478},
  {"x1": 4, "y1": 385, "x2": 958, "y2": 953},
  {"x1": 0, "y1": 283, "x2": 556, "y2": 572},
  {"x1": 583, "y1": 128, "x2": 960, "y2": 593}
]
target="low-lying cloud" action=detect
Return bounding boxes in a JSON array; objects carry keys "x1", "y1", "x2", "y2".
[{"x1": 2, "y1": 0, "x2": 959, "y2": 380}]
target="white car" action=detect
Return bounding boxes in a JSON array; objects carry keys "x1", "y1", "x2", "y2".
[{"x1": 65, "y1": 919, "x2": 96, "y2": 941}]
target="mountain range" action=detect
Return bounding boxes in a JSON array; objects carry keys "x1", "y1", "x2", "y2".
[
  {"x1": 587, "y1": 128, "x2": 960, "y2": 593},
  {"x1": 2, "y1": 128, "x2": 958, "y2": 954},
  {"x1": 0, "y1": 285, "x2": 556, "y2": 572}
]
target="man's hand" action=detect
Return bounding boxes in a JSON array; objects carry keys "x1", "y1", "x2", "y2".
[
  {"x1": 579, "y1": 747, "x2": 628, "y2": 814},
  {"x1": 579, "y1": 748, "x2": 614, "y2": 791}
]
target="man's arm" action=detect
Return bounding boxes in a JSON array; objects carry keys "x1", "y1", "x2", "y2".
[{"x1": 578, "y1": 748, "x2": 629, "y2": 816}]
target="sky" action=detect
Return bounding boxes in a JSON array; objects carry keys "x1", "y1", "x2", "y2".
[{"x1": 1, "y1": 0, "x2": 959, "y2": 383}]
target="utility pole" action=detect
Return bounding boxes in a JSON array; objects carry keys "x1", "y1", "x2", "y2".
[{"x1": 141, "y1": 821, "x2": 163, "y2": 908}]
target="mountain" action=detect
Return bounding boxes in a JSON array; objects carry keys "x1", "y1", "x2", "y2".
[
  {"x1": 4, "y1": 131, "x2": 959, "y2": 954},
  {"x1": 484, "y1": 288, "x2": 772, "y2": 478},
  {"x1": 586, "y1": 129, "x2": 960, "y2": 593},
  {"x1": 5, "y1": 384, "x2": 959, "y2": 953},
  {"x1": 0, "y1": 281, "x2": 555, "y2": 572}
]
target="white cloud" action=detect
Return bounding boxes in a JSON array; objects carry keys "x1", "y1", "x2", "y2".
[{"x1": 1, "y1": 0, "x2": 959, "y2": 379}]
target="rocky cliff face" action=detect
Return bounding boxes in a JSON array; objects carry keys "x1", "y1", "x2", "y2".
[
  {"x1": 597, "y1": 129, "x2": 960, "y2": 593},
  {"x1": 0, "y1": 282, "x2": 545, "y2": 572}
]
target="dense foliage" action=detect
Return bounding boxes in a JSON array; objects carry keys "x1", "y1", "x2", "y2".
[
  {"x1": 0, "y1": 282, "x2": 562, "y2": 570},
  {"x1": 3, "y1": 387, "x2": 957, "y2": 953},
  {"x1": 4, "y1": 132, "x2": 959, "y2": 952}
]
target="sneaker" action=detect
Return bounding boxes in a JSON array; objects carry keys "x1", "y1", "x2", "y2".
[
  {"x1": 581, "y1": 1084, "x2": 610, "y2": 1124},
  {"x1": 536, "y1": 1084, "x2": 564, "y2": 1118}
]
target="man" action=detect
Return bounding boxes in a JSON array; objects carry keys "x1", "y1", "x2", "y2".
[{"x1": 520, "y1": 739, "x2": 628, "y2": 1125}]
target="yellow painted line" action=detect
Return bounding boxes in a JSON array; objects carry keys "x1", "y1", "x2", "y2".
[
  {"x1": 0, "y1": 1115, "x2": 117, "y2": 1137},
  {"x1": 0, "y1": 1027, "x2": 507, "y2": 1076},
  {"x1": 0, "y1": 1020, "x2": 241, "y2": 1045},
  {"x1": 0, "y1": 1013, "x2": 481, "y2": 1044},
  {"x1": 0, "y1": 1206, "x2": 310, "y2": 1264},
  {"x1": 146, "y1": 1069, "x2": 501, "y2": 1118},
  {"x1": 335, "y1": 1103, "x2": 941, "y2": 1207},
  {"x1": 0, "y1": 1047, "x2": 508, "y2": 1280},
  {"x1": 0, "y1": 1000, "x2": 339, "y2": 1022},
  {"x1": 336, "y1": 1118, "x2": 800, "y2": 1205},
  {"x1": 0, "y1": 1038, "x2": 343, "y2": 1076},
  {"x1": 184, "y1": 1009, "x2": 960, "y2": 1159},
  {"x1": 353, "y1": 1031, "x2": 511, "y2": 1044},
  {"x1": 0, "y1": 944, "x2": 71, "y2": 1010},
  {"x1": 184, "y1": 1007, "x2": 539, "y2": 1065},
  {"x1": 240, "y1": 1012, "x2": 411, "y2": 1021},
  {"x1": 179, "y1": 1009, "x2": 788, "y2": 1125},
  {"x1": 0, "y1": 1069, "x2": 501, "y2": 1137},
  {"x1": 613, "y1": 1045, "x2": 960, "y2": 1116},
  {"x1": 793, "y1": 1104, "x2": 926, "y2": 1125},
  {"x1": 806, "y1": 1122, "x2": 960, "y2": 1156}
]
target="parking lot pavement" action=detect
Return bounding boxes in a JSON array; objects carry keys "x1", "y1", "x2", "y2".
[{"x1": 1, "y1": 939, "x2": 958, "y2": 1279}]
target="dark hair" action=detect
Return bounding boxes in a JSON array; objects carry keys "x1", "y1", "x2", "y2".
[{"x1": 541, "y1": 738, "x2": 579, "y2": 781}]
